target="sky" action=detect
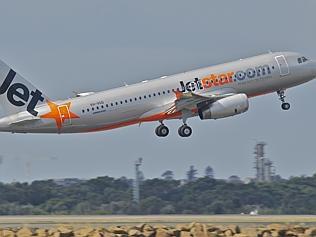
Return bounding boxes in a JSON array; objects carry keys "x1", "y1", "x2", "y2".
[{"x1": 0, "y1": 0, "x2": 315, "y2": 183}]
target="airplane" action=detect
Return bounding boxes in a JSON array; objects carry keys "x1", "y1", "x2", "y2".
[{"x1": 0, "y1": 51, "x2": 315, "y2": 137}]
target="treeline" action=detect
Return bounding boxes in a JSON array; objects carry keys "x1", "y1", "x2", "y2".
[{"x1": 0, "y1": 174, "x2": 316, "y2": 215}]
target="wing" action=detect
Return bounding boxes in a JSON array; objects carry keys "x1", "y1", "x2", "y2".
[
  {"x1": 139, "y1": 88, "x2": 236, "y2": 120},
  {"x1": 165, "y1": 88, "x2": 237, "y2": 115}
]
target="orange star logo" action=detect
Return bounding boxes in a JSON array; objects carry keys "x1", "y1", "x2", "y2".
[{"x1": 40, "y1": 101, "x2": 80, "y2": 130}]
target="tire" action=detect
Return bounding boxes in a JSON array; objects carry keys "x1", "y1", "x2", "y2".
[
  {"x1": 281, "y1": 103, "x2": 290, "y2": 110},
  {"x1": 159, "y1": 126, "x2": 169, "y2": 137},
  {"x1": 178, "y1": 125, "x2": 192, "y2": 137},
  {"x1": 155, "y1": 125, "x2": 169, "y2": 137},
  {"x1": 155, "y1": 126, "x2": 161, "y2": 136},
  {"x1": 182, "y1": 126, "x2": 192, "y2": 137}
]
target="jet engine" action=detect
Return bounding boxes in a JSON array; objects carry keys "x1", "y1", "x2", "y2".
[{"x1": 198, "y1": 93, "x2": 249, "y2": 120}]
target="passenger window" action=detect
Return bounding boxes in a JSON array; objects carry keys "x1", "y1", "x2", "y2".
[
  {"x1": 130, "y1": 99, "x2": 133, "y2": 102},
  {"x1": 139, "y1": 96, "x2": 142, "y2": 100},
  {"x1": 82, "y1": 110, "x2": 85, "y2": 113},
  {"x1": 298, "y1": 58, "x2": 302, "y2": 64},
  {"x1": 149, "y1": 94, "x2": 151, "y2": 98},
  {"x1": 167, "y1": 90, "x2": 170, "y2": 93},
  {"x1": 163, "y1": 91, "x2": 165, "y2": 94},
  {"x1": 111, "y1": 103, "x2": 113, "y2": 106},
  {"x1": 87, "y1": 108, "x2": 90, "y2": 112},
  {"x1": 135, "y1": 97, "x2": 137, "y2": 101},
  {"x1": 125, "y1": 100, "x2": 128, "y2": 103}
]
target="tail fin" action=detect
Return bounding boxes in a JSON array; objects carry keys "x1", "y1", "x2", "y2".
[{"x1": 0, "y1": 59, "x2": 48, "y2": 117}]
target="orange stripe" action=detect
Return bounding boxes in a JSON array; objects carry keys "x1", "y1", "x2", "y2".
[
  {"x1": 87, "y1": 111, "x2": 183, "y2": 132},
  {"x1": 248, "y1": 90, "x2": 274, "y2": 98}
]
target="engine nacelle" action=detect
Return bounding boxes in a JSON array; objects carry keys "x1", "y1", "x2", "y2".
[{"x1": 198, "y1": 93, "x2": 249, "y2": 120}]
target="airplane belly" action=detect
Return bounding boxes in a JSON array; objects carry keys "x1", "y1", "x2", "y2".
[{"x1": 70, "y1": 102, "x2": 157, "y2": 132}]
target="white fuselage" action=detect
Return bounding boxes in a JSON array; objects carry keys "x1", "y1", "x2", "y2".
[{"x1": 0, "y1": 51, "x2": 315, "y2": 134}]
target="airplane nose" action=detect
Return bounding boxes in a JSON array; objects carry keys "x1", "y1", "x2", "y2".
[{"x1": 310, "y1": 60, "x2": 316, "y2": 77}]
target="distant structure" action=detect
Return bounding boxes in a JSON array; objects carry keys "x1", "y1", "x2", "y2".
[
  {"x1": 133, "y1": 158, "x2": 143, "y2": 204},
  {"x1": 25, "y1": 161, "x2": 32, "y2": 179},
  {"x1": 254, "y1": 142, "x2": 274, "y2": 182},
  {"x1": 0, "y1": 156, "x2": 3, "y2": 181},
  {"x1": 204, "y1": 166, "x2": 214, "y2": 179}
]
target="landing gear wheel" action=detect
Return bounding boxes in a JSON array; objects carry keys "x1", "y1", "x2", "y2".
[
  {"x1": 178, "y1": 125, "x2": 192, "y2": 137},
  {"x1": 277, "y1": 90, "x2": 290, "y2": 111},
  {"x1": 155, "y1": 125, "x2": 169, "y2": 137},
  {"x1": 281, "y1": 102, "x2": 290, "y2": 110}
]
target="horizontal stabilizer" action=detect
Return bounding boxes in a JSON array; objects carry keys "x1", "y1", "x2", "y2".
[{"x1": 8, "y1": 113, "x2": 41, "y2": 126}]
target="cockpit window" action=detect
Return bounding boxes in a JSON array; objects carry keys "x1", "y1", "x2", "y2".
[{"x1": 298, "y1": 56, "x2": 309, "y2": 64}]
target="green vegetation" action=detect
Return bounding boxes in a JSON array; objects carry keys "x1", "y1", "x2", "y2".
[{"x1": 0, "y1": 174, "x2": 316, "y2": 215}]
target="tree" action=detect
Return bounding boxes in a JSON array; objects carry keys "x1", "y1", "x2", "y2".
[
  {"x1": 186, "y1": 166, "x2": 198, "y2": 182},
  {"x1": 139, "y1": 196, "x2": 165, "y2": 214},
  {"x1": 204, "y1": 166, "x2": 214, "y2": 179},
  {"x1": 160, "y1": 204, "x2": 176, "y2": 214},
  {"x1": 228, "y1": 175, "x2": 243, "y2": 184},
  {"x1": 161, "y1": 170, "x2": 174, "y2": 181},
  {"x1": 0, "y1": 174, "x2": 315, "y2": 215}
]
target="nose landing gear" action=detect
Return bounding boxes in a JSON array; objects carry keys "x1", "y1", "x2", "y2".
[
  {"x1": 277, "y1": 90, "x2": 291, "y2": 110},
  {"x1": 281, "y1": 102, "x2": 290, "y2": 110}
]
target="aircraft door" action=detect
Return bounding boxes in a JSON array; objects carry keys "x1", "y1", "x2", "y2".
[
  {"x1": 275, "y1": 55, "x2": 290, "y2": 76},
  {"x1": 58, "y1": 105, "x2": 72, "y2": 126}
]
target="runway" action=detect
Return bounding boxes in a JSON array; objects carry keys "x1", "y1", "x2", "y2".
[{"x1": 1, "y1": 215, "x2": 316, "y2": 228}]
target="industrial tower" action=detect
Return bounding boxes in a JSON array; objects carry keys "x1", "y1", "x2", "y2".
[
  {"x1": 133, "y1": 158, "x2": 143, "y2": 204},
  {"x1": 254, "y1": 142, "x2": 274, "y2": 182}
]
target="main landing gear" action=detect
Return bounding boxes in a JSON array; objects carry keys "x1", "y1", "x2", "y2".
[
  {"x1": 178, "y1": 124, "x2": 192, "y2": 137},
  {"x1": 155, "y1": 123, "x2": 169, "y2": 137},
  {"x1": 155, "y1": 122, "x2": 193, "y2": 138},
  {"x1": 277, "y1": 90, "x2": 290, "y2": 110}
]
